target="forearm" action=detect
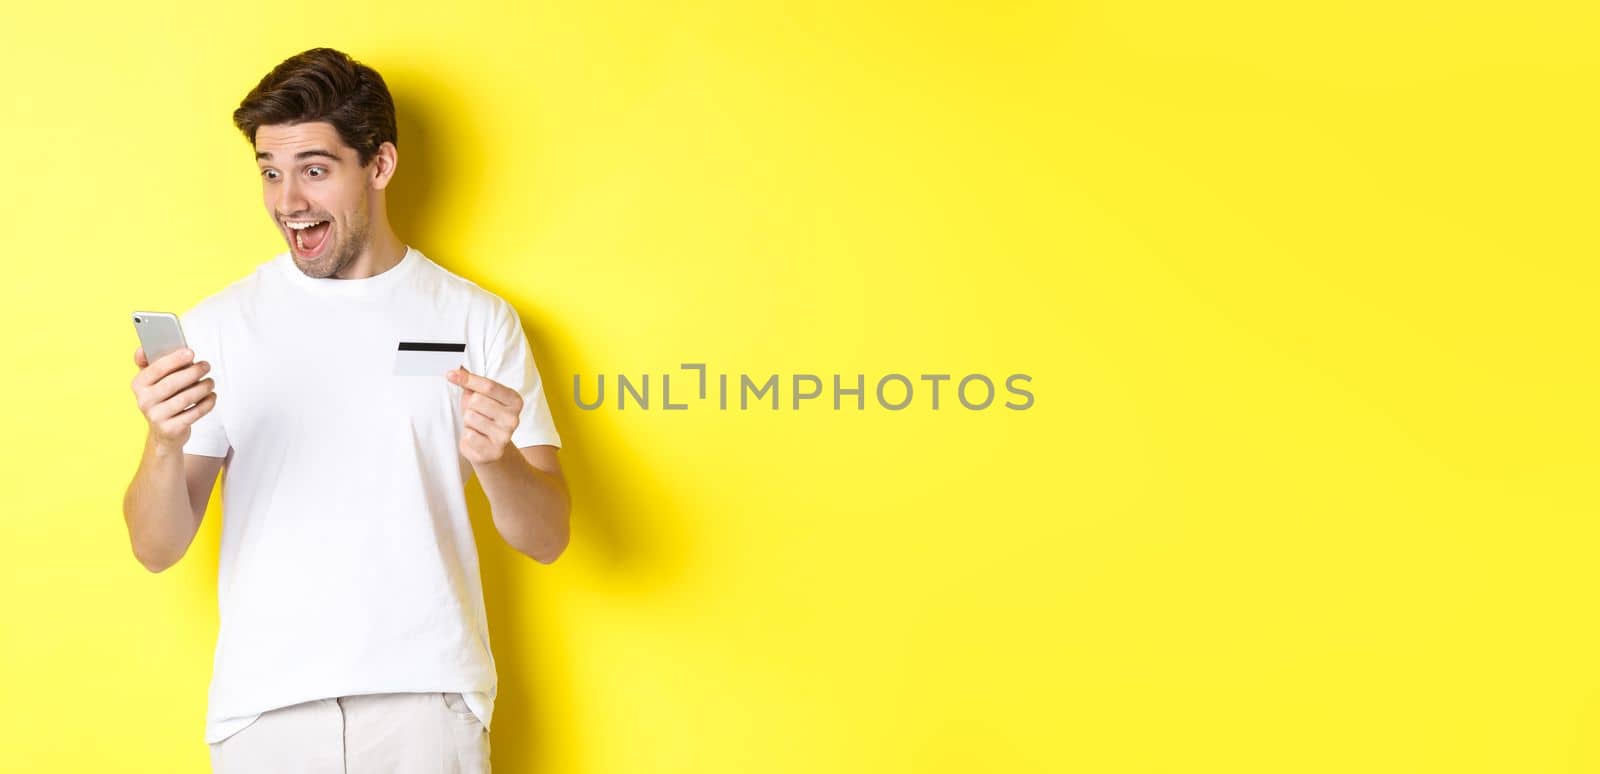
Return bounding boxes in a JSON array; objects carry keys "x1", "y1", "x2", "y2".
[
  {"x1": 474, "y1": 445, "x2": 570, "y2": 563},
  {"x1": 122, "y1": 434, "x2": 198, "y2": 572}
]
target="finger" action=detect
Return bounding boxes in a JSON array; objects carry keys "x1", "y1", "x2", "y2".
[
  {"x1": 145, "y1": 361, "x2": 211, "y2": 408},
  {"x1": 461, "y1": 390, "x2": 517, "y2": 427},
  {"x1": 151, "y1": 377, "x2": 216, "y2": 422},
  {"x1": 134, "y1": 346, "x2": 148, "y2": 368},
  {"x1": 135, "y1": 347, "x2": 195, "y2": 388},
  {"x1": 460, "y1": 420, "x2": 494, "y2": 453},
  {"x1": 156, "y1": 346, "x2": 196, "y2": 372},
  {"x1": 449, "y1": 368, "x2": 519, "y2": 407},
  {"x1": 465, "y1": 402, "x2": 515, "y2": 431},
  {"x1": 158, "y1": 392, "x2": 217, "y2": 433},
  {"x1": 462, "y1": 409, "x2": 506, "y2": 442},
  {"x1": 174, "y1": 390, "x2": 218, "y2": 423}
]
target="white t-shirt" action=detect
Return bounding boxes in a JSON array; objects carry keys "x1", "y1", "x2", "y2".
[{"x1": 180, "y1": 245, "x2": 562, "y2": 745}]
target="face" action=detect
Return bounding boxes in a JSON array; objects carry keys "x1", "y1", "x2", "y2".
[{"x1": 254, "y1": 121, "x2": 385, "y2": 279}]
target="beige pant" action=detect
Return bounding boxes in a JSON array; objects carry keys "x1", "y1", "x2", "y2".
[{"x1": 208, "y1": 692, "x2": 490, "y2": 773}]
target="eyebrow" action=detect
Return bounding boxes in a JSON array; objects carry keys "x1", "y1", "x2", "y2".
[{"x1": 256, "y1": 149, "x2": 341, "y2": 162}]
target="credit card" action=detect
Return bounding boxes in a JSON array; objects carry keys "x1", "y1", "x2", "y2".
[{"x1": 393, "y1": 340, "x2": 466, "y2": 376}]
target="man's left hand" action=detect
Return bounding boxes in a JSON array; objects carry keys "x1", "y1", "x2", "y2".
[{"x1": 445, "y1": 366, "x2": 523, "y2": 464}]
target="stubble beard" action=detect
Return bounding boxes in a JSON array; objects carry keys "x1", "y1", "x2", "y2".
[{"x1": 294, "y1": 212, "x2": 369, "y2": 280}]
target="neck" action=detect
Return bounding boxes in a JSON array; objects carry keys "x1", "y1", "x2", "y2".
[{"x1": 333, "y1": 224, "x2": 407, "y2": 280}]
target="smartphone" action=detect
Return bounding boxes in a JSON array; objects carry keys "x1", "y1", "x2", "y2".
[{"x1": 131, "y1": 311, "x2": 189, "y2": 363}]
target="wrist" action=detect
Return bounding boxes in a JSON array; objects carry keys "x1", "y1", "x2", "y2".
[
  {"x1": 147, "y1": 432, "x2": 184, "y2": 459},
  {"x1": 473, "y1": 441, "x2": 522, "y2": 472}
]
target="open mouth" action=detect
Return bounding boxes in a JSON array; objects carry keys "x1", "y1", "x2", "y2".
[{"x1": 286, "y1": 219, "x2": 332, "y2": 258}]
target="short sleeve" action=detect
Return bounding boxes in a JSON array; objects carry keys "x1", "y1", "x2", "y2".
[
  {"x1": 485, "y1": 301, "x2": 562, "y2": 449},
  {"x1": 179, "y1": 303, "x2": 231, "y2": 458}
]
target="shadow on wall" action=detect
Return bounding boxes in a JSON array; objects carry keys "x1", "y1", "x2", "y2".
[{"x1": 381, "y1": 65, "x2": 696, "y2": 771}]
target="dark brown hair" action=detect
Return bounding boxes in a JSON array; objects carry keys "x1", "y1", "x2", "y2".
[{"x1": 233, "y1": 47, "x2": 397, "y2": 167}]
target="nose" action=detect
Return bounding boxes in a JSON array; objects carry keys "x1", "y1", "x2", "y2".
[{"x1": 277, "y1": 175, "x2": 310, "y2": 220}]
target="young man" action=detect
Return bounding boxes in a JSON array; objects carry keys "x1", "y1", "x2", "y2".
[{"x1": 121, "y1": 47, "x2": 570, "y2": 773}]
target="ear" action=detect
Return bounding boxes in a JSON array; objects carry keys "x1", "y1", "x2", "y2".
[{"x1": 370, "y1": 141, "x2": 398, "y2": 191}]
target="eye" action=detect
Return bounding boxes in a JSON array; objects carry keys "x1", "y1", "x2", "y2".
[
  {"x1": 307, "y1": 166, "x2": 328, "y2": 178},
  {"x1": 261, "y1": 169, "x2": 279, "y2": 181}
]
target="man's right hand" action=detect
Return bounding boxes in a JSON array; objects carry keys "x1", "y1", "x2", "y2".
[{"x1": 131, "y1": 346, "x2": 217, "y2": 450}]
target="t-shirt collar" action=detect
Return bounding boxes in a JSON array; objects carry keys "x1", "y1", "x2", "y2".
[{"x1": 278, "y1": 245, "x2": 421, "y2": 296}]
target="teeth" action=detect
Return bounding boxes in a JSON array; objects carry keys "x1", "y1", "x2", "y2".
[{"x1": 286, "y1": 220, "x2": 326, "y2": 230}]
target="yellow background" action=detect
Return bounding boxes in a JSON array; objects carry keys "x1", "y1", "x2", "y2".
[{"x1": 2, "y1": 1, "x2": 1597, "y2": 771}]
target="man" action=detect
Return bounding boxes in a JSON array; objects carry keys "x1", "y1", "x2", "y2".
[{"x1": 121, "y1": 47, "x2": 570, "y2": 773}]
